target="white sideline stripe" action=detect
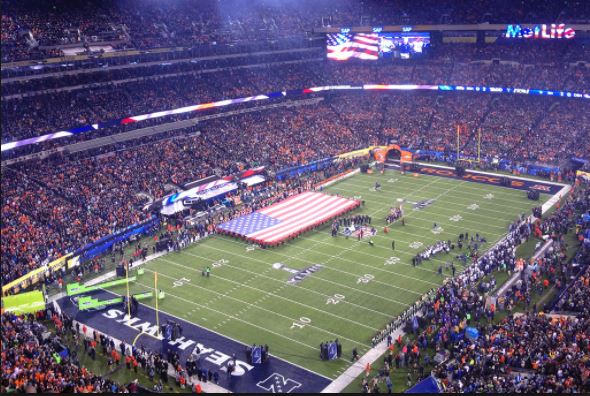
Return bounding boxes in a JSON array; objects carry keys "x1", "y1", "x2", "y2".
[
  {"x1": 315, "y1": 168, "x2": 360, "y2": 189},
  {"x1": 164, "y1": 253, "x2": 380, "y2": 331},
  {"x1": 155, "y1": 259, "x2": 372, "y2": 347}
]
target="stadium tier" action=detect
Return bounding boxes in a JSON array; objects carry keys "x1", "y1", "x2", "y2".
[
  {"x1": 1, "y1": 0, "x2": 590, "y2": 394},
  {"x1": 217, "y1": 192, "x2": 361, "y2": 246}
]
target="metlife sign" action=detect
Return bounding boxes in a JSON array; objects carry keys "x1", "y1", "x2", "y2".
[{"x1": 505, "y1": 23, "x2": 576, "y2": 39}]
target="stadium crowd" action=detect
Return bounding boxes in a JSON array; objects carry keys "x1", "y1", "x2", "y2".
[
  {"x1": 2, "y1": 0, "x2": 588, "y2": 62},
  {"x1": 1, "y1": 310, "x2": 129, "y2": 393},
  {"x1": 2, "y1": 60, "x2": 589, "y2": 157}
]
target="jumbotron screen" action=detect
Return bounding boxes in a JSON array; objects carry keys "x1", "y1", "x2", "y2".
[{"x1": 327, "y1": 32, "x2": 431, "y2": 61}]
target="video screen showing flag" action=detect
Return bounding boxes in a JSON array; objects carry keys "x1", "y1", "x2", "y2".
[{"x1": 327, "y1": 32, "x2": 430, "y2": 61}]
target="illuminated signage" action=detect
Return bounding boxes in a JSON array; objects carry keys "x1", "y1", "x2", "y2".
[
  {"x1": 505, "y1": 24, "x2": 575, "y2": 39},
  {"x1": 372, "y1": 27, "x2": 383, "y2": 33}
]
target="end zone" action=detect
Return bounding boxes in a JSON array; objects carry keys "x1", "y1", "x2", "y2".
[{"x1": 56, "y1": 289, "x2": 331, "y2": 393}]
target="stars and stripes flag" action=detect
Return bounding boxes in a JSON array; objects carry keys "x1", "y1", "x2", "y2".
[
  {"x1": 326, "y1": 33, "x2": 380, "y2": 61},
  {"x1": 217, "y1": 192, "x2": 360, "y2": 246}
]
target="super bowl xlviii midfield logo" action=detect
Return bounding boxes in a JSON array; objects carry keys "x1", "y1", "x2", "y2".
[
  {"x1": 412, "y1": 199, "x2": 435, "y2": 211},
  {"x1": 257, "y1": 373, "x2": 302, "y2": 393},
  {"x1": 272, "y1": 263, "x2": 323, "y2": 285}
]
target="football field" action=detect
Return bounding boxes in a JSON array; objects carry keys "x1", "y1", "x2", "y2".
[{"x1": 108, "y1": 169, "x2": 550, "y2": 379}]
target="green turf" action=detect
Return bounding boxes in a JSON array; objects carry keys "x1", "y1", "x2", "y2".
[{"x1": 106, "y1": 170, "x2": 551, "y2": 381}]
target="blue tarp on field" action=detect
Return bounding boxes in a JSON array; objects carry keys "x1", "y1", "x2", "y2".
[{"x1": 406, "y1": 375, "x2": 440, "y2": 393}]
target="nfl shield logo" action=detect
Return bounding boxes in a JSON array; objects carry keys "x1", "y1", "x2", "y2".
[{"x1": 257, "y1": 373, "x2": 302, "y2": 393}]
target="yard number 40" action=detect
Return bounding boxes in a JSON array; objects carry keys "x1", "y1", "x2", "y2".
[{"x1": 290, "y1": 317, "x2": 311, "y2": 330}]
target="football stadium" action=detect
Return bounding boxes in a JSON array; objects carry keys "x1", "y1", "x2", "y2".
[{"x1": 1, "y1": 1, "x2": 589, "y2": 394}]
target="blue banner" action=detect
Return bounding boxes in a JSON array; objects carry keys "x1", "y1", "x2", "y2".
[
  {"x1": 275, "y1": 157, "x2": 336, "y2": 181},
  {"x1": 74, "y1": 216, "x2": 160, "y2": 264}
]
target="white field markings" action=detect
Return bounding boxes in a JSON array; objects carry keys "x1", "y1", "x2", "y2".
[
  {"x1": 102, "y1": 282, "x2": 336, "y2": 382},
  {"x1": 343, "y1": 187, "x2": 528, "y2": 223},
  {"x1": 330, "y1": 182, "x2": 531, "y2": 233},
  {"x1": 329, "y1": 182, "x2": 516, "y2": 231},
  {"x1": 196, "y1": 177, "x2": 452, "y2": 313},
  {"x1": 327, "y1": 175, "x2": 522, "y2": 221},
  {"x1": 199, "y1": 265, "x2": 276, "y2": 315},
  {"x1": 182, "y1": 251, "x2": 396, "y2": 320},
  {"x1": 209, "y1": 176, "x2": 452, "y2": 301},
  {"x1": 344, "y1": 193, "x2": 516, "y2": 232},
  {"x1": 332, "y1": 173, "x2": 524, "y2": 215},
  {"x1": 214, "y1": 233, "x2": 444, "y2": 281},
  {"x1": 334, "y1": 178, "x2": 547, "y2": 214},
  {"x1": 213, "y1": 195, "x2": 498, "y2": 273},
  {"x1": 149, "y1": 262, "x2": 372, "y2": 347},
  {"x1": 273, "y1": 233, "x2": 465, "y2": 271},
  {"x1": 338, "y1": 184, "x2": 523, "y2": 221},
  {"x1": 339, "y1": 171, "x2": 549, "y2": 204},
  {"x1": 352, "y1": 179, "x2": 540, "y2": 206},
  {"x1": 189, "y1": 244, "x2": 414, "y2": 308},
  {"x1": 168, "y1": 253, "x2": 381, "y2": 332},
  {"x1": 131, "y1": 277, "x2": 344, "y2": 357}
]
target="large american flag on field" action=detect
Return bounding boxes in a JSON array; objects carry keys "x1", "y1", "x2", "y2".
[
  {"x1": 326, "y1": 33, "x2": 380, "y2": 61},
  {"x1": 217, "y1": 192, "x2": 360, "y2": 246}
]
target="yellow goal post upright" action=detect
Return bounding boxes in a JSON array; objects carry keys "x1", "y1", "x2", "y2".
[
  {"x1": 131, "y1": 271, "x2": 162, "y2": 346},
  {"x1": 477, "y1": 127, "x2": 482, "y2": 163},
  {"x1": 456, "y1": 123, "x2": 468, "y2": 162}
]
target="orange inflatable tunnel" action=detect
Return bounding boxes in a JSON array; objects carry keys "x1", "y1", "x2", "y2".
[{"x1": 373, "y1": 144, "x2": 413, "y2": 163}]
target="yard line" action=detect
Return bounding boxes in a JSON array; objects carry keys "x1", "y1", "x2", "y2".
[
  {"x1": 163, "y1": 253, "x2": 382, "y2": 331},
  {"x1": 219, "y1": 232, "x2": 448, "y2": 273},
  {"x1": 131, "y1": 278, "x2": 333, "y2": 354},
  {"x1": 249, "y1": 233, "x2": 465, "y2": 271},
  {"x1": 100, "y1": 283, "x2": 336, "y2": 381},
  {"x1": 145, "y1": 264, "x2": 372, "y2": 347},
  {"x1": 329, "y1": 188, "x2": 509, "y2": 232},
  {"x1": 330, "y1": 183, "x2": 525, "y2": 219},
  {"x1": 183, "y1": 244, "x2": 412, "y2": 307},
  {"x1": 182, "y1": 251, "x2": 395, "y2": 319},
  {"x1": 210, "y1": 236, "x2": 443, "y2": 284},
  {"x1": 197, "y1": 177, "x2": 451, "y2": 307}
]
